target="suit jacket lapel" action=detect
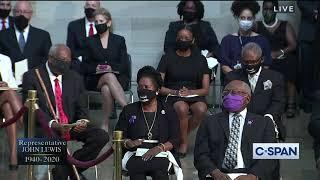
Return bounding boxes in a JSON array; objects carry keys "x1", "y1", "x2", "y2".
[
  {"x1": 62, "y1": 73, "x2": 71, "y2": 119},
  {"x1": 253, "y1": 69, "x2": 265, "y2": 95},
  {"x1": 241, "y1": 112, "x2": 254, "y2": 149},
  {"x1": 8, "y1": 28, "x2": 21, "y2": 56},
  {"x1": 23, "y1": 26, "x2": 34, "y2": 55},
  {"x1": 80, "y1": 18, "x2": 86, "y2": 37},
  {"x1": 218, "y1": 111, "x2": 230, "y2": 140},
  {"x1": 40, "y1": 65, "x2": 56, "y2": 113}
]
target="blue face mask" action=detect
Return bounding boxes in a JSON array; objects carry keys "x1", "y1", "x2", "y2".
[{"x1": 239, "y1": 19, "x2": 254, "y2": 31}]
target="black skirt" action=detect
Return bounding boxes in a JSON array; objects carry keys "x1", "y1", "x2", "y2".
[
  {"x1": 162, "y1": 95, "x2": 207, "y2": 105},
  {"x1": 271, "y1": 53, "x2": 297, "y2": 82},
  {"x1": 85, "y1": 73, "x2": 130, "y2": 91}
]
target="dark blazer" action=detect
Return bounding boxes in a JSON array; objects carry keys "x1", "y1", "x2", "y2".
[
  {"x1": 225, "y1": 69, "x2": 285, "y2": 119},
  {"x1": 297, "y1": 1, "x2": 320, "y2": 42},
  {"x1": 164, "y1": 20, "x2": 220, "y2": 57},
  {"x1": 0, "y1": 26, "x2": 52, "y2": 70},
  {"x1": 66, "y1": 18, "x2": 86, "y2": 59},
  {"x1": 22, "y1": 64, "x2": 88, "y2": 137},
  {"x1": 194, "y1": 111, "x2": 276, "y2": 180},
  {"x1": 82, "y1": 33, "x2": 130, "y2": 89},
  {"x1": 115, "y1": 100, "x2": 180, "y2": 152}
]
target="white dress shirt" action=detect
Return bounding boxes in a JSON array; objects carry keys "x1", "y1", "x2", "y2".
[
  {"x1": 0, "y1": 54, "x2": 18, "y2": 88},
  {"x1": 15, "y1": 24, "x2": 30, "y2": 43},
  {"x1": 247, "y1": 67, "x2": 262, "y2": 92},
  {"x1": 223, "y1": 108, "x2": 247, "y2": 169},
  {"x1": 46, "y1": 62, "x2": 63, "y2": 128},
  {"x1": 1, "y1": 17, "x2": 9, "y2": 29},
  {"x1": 85, "y1": 18, "x2": 96, "y2": 37}
]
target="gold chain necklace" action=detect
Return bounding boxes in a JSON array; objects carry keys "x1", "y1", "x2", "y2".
[{"x1": 141, "y1": 106, "x2": 157, "y2": 140}]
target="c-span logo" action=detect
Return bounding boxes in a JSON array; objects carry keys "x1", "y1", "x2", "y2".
[{"x1": 253, "y1": 143, "x2": 299, "y2": 159}]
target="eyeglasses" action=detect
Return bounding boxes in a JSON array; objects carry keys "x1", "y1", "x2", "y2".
[
  {"x1": 222, "y1": 89, "x2": 248, "y2": 97},
  {"x1": 13, "y1": 9, "x2": 32, "y2": 15},
  {"x1": 242, "y1": 57, "x2": 262, "y2": 65}
]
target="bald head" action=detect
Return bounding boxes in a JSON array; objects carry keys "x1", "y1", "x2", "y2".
[
  {"x1": 224, "y1": 80, "x2": 251, "y2": 97},
  {"x1": 13, "y1": 1, "x2": 32, "y2": 21},
  {"x1": 48, "y1": 44, "x2": 71, "y2": 61},
  {"x1": 48, "y1": 44, "x2": 72, "y2": 76},
  {"x1": 84, "y1": 1, "x2": 100, "y2": 9}
]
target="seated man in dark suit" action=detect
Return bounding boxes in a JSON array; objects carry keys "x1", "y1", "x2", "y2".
[
  {"x1": 66, "y1": 0, "x2": 100, "y2": 73},
  {"x1": 0, "y1": 1, "x2": 52, "y2": 71},
  {"x1": 194, "y1": 80, "x2": 277, "y2": 180},
  {"x1": 0, "y1": 0, "x2": 14, "y2": 30},
  {"x1": 225, "y1": 42, "x2": 285, "y2": 141},
  {"x1": 22, "y1": 44, "x2": 108, "y2": 180}
]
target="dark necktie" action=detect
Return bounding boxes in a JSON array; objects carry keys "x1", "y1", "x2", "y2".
[
  {"x1": 18, "y1": 31, "x2": 26, "y2": 52},
  {"x1": 224, "y1": 114, "x2": 241, "y2": 169},
  {"x1": 89, "y1": 23, "x2": 94, "y2": 36},
  {"x1": 0, "y1": 73, "x2": 2, "y2": 81},
  {"x1": 1, "y1": 20, "x2": 6, "y2": 30},
  {"x1": 54, "y1": 78, "x2": 70, "y2": 140}
]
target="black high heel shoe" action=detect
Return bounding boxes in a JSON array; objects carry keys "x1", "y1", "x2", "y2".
[{"x1": 9, "y1": 164, "x2": 18, "y2": 171}]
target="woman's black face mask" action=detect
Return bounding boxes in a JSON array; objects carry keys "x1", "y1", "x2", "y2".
[
  {"x1": 137, "y1": 89, "x2": 157, "y2": 103},
  {"x1": 175, "y1": 39, "x2": 193, "y2": 51}
]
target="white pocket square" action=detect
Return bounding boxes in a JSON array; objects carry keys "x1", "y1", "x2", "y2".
[{"x1": 263, "y1": 80, "x2": 272, "y2": 90}]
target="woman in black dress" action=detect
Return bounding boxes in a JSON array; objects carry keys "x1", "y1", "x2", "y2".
[
  {"x1": 115, "y1": 66, "x2": 181, "y2": 180},
  {"x1": 82, "y1": 8, "x2": 129, "y2": 132},
  {"x1": 256, "y1": 0, "x2": 298, "y2": 118},
  {"x1": 158, "y1": 26, "x2": 210, "y2": 157},
  {"x1": 164, "y1": 0, "x2": 220, "y2": 58}
]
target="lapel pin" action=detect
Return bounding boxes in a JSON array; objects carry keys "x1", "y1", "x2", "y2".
[
  {"x1": 248, "y1": 120, "x2": 253, "y2": 125},
  {"x1": 161, "y1": 110, "x2": 165, "y2": 115}
]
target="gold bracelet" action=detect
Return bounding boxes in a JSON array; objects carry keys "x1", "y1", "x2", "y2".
[
  {"x1": 159, "y1": 143, "x2": 166, "y2": 151},
  {"x1": 156, "y1": 146, "x2": 163, "y2": 152}
]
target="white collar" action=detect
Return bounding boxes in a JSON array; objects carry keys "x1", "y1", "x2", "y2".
[
  {"x1": 230, "y1": 108, "x2": 247, "y2": 119},
  {"x1": 248, "y1": 67, "x2": 262, "y2": 78},
  {"x1": 45, "y1": 61, "x2": 62, "y2": 82},
  {"x1": 1, "y1": 16, "x2": 9, "y2": 23},
  {"x1": 85, "y1": 17, "x2": 94, "y2": 26},
  {"x1": 15, "y1": 24, "x2": 30, "y2": 33}
]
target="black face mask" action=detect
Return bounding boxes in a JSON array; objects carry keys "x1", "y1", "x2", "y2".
[
  {"x1": 176, "y1": 40, "x2": 193, "y2": 51},
  {"x1": 183, "y1": 11, "x2": 197, "y2": 23},
  {"x1": 84, "y1": 8, "x2": 95, "y2": 19},
  {"x1": 137, "y1": 89, "x2": 157, "y2": 103},
  {"x1": 0, "y1": 9, "x2": 10, "y2": 19},
  {"x1": 95, "y1": 23, "x2": 109, "y2": 34},
  {"x1": 244, "y1": 63, "x2": 261, "y2": 75},
  {"x1": 49, "y1": 59, "x2": 71, "y2": 75},
  {"x1": 14, "y1": 15, "x2": 29, "y2": 31}
]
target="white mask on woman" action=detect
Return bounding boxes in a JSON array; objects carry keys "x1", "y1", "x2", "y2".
[{"x1": 239, "y1": 19, "x2": 253, "y2": 31}]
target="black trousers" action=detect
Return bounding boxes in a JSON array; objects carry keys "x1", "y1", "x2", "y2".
[
  {"x1": 126, "y1": 156, "x2": 170, "y2": 180},
  {"x1": 52, "y1": 125, "x2": 109, "y2": 180}
]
